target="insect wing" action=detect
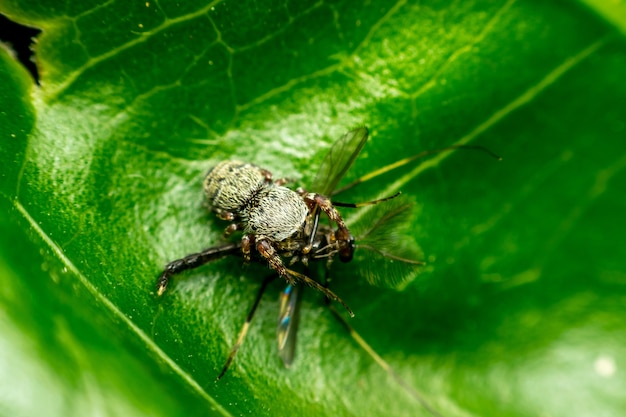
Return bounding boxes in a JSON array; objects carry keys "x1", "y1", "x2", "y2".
[
  {"x1": 352, "y1": 200, "x2": 425, "y2": 288},
  {"x1": 277, "y1": 284, "x2": 301, "y2": 367},
  {"x1": 312, "y1": 127, "x2": 369, "y2": 196}
]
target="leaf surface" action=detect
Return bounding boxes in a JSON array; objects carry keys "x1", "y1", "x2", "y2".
[{"x1": 1, "y1": 1, "x2": 625, "y2": 416}]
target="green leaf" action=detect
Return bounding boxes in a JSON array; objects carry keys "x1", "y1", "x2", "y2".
[{"x1": 1, "y1": 1, "x2": 625, "y2": 416}]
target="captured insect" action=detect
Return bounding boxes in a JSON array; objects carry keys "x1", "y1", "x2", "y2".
[{"x1": 156, "y1": 127, "x2": 501, "y2": 382}]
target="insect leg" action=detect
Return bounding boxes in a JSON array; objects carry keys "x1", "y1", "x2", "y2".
[
  {"x1": 319, "y1": 268, "x2": 437, "y2": 416},
  {"x1": 333, "y1": 144, "x2": 501, "y2": 195},
  {"x1": 331, "y1": 191, "x2": 401, "y2": 208},
  {"x1": 256, "y1": 239, "x2": 354, "y2": 317},
  {"x1": 156, "y1": 243, "x2": 240, "y2": 296},
  {"x1": 327, "y1": 305, "x2": 442, "y2": 417},
  {"x1": 218, "y1": 274, "x2": 277, "y2": 380},
  {"x1": 319, "y1": 256, "x2": 436, "y2": 415}
]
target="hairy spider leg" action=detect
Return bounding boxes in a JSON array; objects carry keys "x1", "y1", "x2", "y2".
[
  {"x1": 300, "y1": 192, "x2": 402, "y2": 265},
  {"x1": 255, "y1": 238, "x2": 354, "y2": 317},
  {"x1": 301, "y1": 193, "x2": 357, "y2": 263},
  {"x1": 156, "y1": 242, "x2": 241, "y2": 296}
]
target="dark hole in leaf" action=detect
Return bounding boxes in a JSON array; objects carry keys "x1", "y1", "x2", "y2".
[{"x1": 0, "y1": 13, "x2": 40, "y2": 83}]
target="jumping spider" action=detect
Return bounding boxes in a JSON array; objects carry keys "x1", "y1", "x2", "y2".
[{"x1": 157, "y1": 158, "x2": 360, "y2": 315}]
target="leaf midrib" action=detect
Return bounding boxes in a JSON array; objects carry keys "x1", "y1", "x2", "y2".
[{"x1": 12, "y1": 199, "x2": 235, "y2": 417}]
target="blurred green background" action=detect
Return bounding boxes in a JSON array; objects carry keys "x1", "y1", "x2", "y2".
[{"x1": 1, "y1": 1, "x2": 625, "y2": 416}]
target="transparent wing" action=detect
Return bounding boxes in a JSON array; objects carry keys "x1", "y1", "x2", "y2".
[
  {"x1": 311, "y1": 127, "x2": 369, "y2": 196},
  {"x1": 277, "y1": 284, "x2": 301, "y2": 367},
  {"x1": 351, "y1": 200, "x2": 425, "y2": 288}
]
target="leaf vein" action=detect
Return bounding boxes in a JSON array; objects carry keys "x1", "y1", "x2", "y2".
[
  {"x1": 408, "y1": 0, "x2": 518, "y2": 107},
  {"x1": 48, "y1": 0, "x2": 227, "y2": 99},
  {"x1": 347, "y1": 36, "x2": 611, "y2": 227},
  {"x1": 13, "y1": 200, "x2": 233, "y2": 417},
  {"x1": 236, "y1": 0, "x2": 408, "y2": 112}
]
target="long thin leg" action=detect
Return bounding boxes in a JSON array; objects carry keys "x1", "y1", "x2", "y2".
[
  {"x1": 320, "y1": 262, "x2": 437, "y2": 416},
  {"x1": 327, "y1": 304, "x2": 441, "y2": 417},
  {"x1": 333, "y1": 144, "x2": 502, "y2": 195},
  {"x1": 331, "y1": 191, "x2": 401, "y2": 208},
  {"x1": 156, "y1": 243, "x2": 240, "y2": 296},
  {"x1": 218, "y1": 274, "x2": 277, "y2": 380}
]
